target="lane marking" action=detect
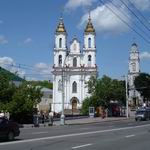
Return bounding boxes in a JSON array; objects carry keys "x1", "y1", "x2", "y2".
[
  {"x1": 72, "y1": 143, "x2": 93, "y2": 149},
  {"x1": 32, "y1": 132, "x2": 48, "y2": 135},
  {"x1": 0, "y1": 123, "x2": 150, "y2": 146},
  {"x1": 125, "y1": 134, "x2": 135, "y2": 138}
]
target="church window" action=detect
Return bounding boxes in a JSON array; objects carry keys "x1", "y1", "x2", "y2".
[
  {"x1": 58, "y1": 55, "x2": 62, "y2": 65},
  {"x1": 132, "y1": 63, "x2": 136, "y2": 72},
  {"x1": 73, "y1": 57, "x2": 77, "y2": 67},
  {"x1": 88, "y1": 38, "x2": 91, "y2": 48},
  {"x1": 88, "y1": 55, "x2": 92, "y2": 66},
  {"x1": 72, "y1": 81, "x2": 77, "y2": 93},
  {"x1": 88, "y1": 55, "x2": 91, "y2": 61},
  {"x1": 59, "y1": 38, "x2": 62, "y2": 48},
  {"x1": 58, "y1": 80, "x2": 62, "y2": 91}
]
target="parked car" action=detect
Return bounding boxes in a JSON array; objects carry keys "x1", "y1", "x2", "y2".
[
  {"x1": 0, "y1": 117, "x2": 20, "y2": 140},
  {"x1": 135, "y1": 107, "x2": 150, "y2": 121}
]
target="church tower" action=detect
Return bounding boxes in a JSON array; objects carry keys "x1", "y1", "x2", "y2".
[
  {"x1": 83, "y1": 15, "x2": 96, "y2": 68},
  {"x1": 128, "y1": 43, "x2": 142, "y2": 107},
  {"x1": 54, "y1": 17, "x2": 67, "y2": 67},
  {"x1": 52, "y1": 17, "x2": 67, "y2": 113}
]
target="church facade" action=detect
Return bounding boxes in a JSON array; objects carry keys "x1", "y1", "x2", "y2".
[
  {"x1": 128, "y1": 43, "x2": 142, "y2": 107},
  {"x1": 52, "y1": 16, "x2": 97, "y2": 113}
]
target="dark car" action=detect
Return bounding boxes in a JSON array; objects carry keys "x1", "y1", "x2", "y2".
[
  {"x1": 0, "y1": 117, "x2": 20, "y2": 140},
  {"x1": 135, "y1": 107, "x2": 150, "y2": 121}
]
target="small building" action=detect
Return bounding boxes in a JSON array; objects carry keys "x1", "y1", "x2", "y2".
[{"x1": 37, "y1": 88, "x2": 53, "y2": 114}]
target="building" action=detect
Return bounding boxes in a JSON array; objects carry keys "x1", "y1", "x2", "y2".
[
  {"x1": 37, "y1": 87, "x2": 53, "y2": 114},
  {"x1": 52, "y1": 15, "x2": 97, "y2": 113},
  {"x1": 128, "y1": 43, "x2": 142, "y2": 107}
]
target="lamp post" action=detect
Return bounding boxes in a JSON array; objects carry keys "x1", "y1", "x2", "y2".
[
  {"x1": 60, "y1": 54, "x2": 69, "y2": 125},
  {"x1": 60, "y1": 67, "x2": 65, "y2": 125},
  {"x1": 125, "y1": 75, "x2": 129, "y2": 118}
]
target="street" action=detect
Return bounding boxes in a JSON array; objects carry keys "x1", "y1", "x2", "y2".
[{"x1": 0, "y1": 119, "x2": 150, "y2": 150}]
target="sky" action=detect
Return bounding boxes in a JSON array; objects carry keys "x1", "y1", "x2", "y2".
[{"x1": 0, "y1": 0, "x2": 150, "y2": 81}]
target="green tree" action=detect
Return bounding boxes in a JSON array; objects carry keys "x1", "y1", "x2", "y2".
[
  {"x1": 81, "y1": 75, "x2": 126, "y2": 114},
  {"x1": 134, "y1": 73, "x2": 150, "y2": 101},
  {"x1": 7, "y1": 83, "x2": 43, "y2": 123}
]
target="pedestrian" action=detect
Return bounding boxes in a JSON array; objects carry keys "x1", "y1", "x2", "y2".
[{"x1": 49, "y1": 111, "x2": 54, "y2": 126}]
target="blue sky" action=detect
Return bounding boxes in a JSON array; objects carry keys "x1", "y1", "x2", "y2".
[{"x1": 0, "y1": 0, "x2": 150, "y2": 80}]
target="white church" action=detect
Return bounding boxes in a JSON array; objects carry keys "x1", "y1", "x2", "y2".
[
  {"x1": 128, "y1": 43, "x2": 142, "y2": 107},
  {"x1": 52, "y1": 16, "x2": 97, "y2": 113}
]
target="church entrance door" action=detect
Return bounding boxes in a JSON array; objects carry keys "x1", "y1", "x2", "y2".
[{"x1": 72, "y1": 97, "x2": 78, "y2": 114}]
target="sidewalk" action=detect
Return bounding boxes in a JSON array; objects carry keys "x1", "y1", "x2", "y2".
[{"x1": 22, "y1": 116, "x2": 133, "y2": 128}]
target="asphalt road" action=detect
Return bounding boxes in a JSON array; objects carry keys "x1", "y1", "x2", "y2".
[{"x1": 0, "y1": 119, "x2": 150, "y2": 150}]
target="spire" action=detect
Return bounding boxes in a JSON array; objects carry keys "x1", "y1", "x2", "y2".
[
  {"x1": 84, "y1": 12, "x2": 95, "y2": 33},
  {"x1": 56, "y1": 16, "x2": 66, "y2": 33}
]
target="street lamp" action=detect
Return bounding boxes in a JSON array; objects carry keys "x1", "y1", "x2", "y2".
[
  {"x1": 123, "y1": 75, "x2": 129, "y2": 118},
  {"x1": 60, "y1": 67, "x2": 65, "y2": 125},
  {"x1": 60, "y1": 54, "x2": 69, "y2": 125},
  {"x1": 122, "y1": 75, "x2": 129, "y2": 118}
]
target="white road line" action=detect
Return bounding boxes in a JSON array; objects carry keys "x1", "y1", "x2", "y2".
[
  {"x1": 0, "y1": 123, "x2": 150, "y2": 146},
  {"x1": 72, "y1": 143, "x2": 93, "y2": 149},
  {"x1": 32, "y1": 132, "x2": 48, "y2": 135},
  {"x1": 125, "y1": 134, "x2": 135, "y2": 138}
]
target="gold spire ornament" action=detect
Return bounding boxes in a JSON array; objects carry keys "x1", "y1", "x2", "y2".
[
  {"x1": 56, "y1": 17, "x2": 66, "y2": 33},
  {"x1": 85, "y1": 13, "x2": 95, "y2": 33}
]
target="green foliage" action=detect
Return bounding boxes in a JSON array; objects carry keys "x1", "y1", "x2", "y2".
[
  {"x1": 0, "y1": 73, "x2": 43, "y2": 123},
  {"x1": 81, "y1": 75, "x2": 126, "y2": 114},
  {"x1": 0, "y1": 67, "x2": 24, "y2": 81},
  {"x1": 134, "y1": 73, "x2": 150, "y2": 101}
]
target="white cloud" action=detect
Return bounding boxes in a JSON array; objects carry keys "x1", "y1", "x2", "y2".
[
  {"x1": 140, "y1": 51, "x2": 150, "y2": 60},
  {"x1": 34, "y1": 62, "x2": 52, "y2": 79},
  {"x1": 80, "y1": 2, "x2": 131, "y2": 34},
  {"x1": 130, "y1": 0, "x2": 150, "y2": 11},
  {"x1": 35, "y1": 62, "x2": 49, "y2": 70},
  {"x1": 65, "y1": 0, "x2": 97, "y2": 10},
  {"x1": 23, "y1": 37, "x2": 32, "y2": 44},
  {"x1": 0, "y1": 56, "x2": 26, "y2": 78},
  {"x1": 0, "y1": 35, "x2": 8, "y2": 45}
]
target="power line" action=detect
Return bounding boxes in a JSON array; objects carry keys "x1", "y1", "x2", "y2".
[
  {"x1": 98, "y1": 0, "x2": 150, "y2": 45},
  {"x1": 127, "y1": 0, "x2": 150, "y2": 28},
  {"x1": 119, "y1": 0, "x2": 150, "y2": 33},
  {"x1": 109, "y1": 0, "x2": 150, "y2": 39}
]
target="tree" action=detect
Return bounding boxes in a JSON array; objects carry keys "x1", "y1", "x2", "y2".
[
  {"x1": 0, "y1": 74, "x2": 16, "y2": 110},
  {"x1": 134, "y1": 73, "x2": 150, "y2": 102},
  {"x1": 7, "y1": 83, "x2": 43, "y2": 123},
  {"x1": 81, "y1": 75, "x2": 126, "y2": 114}
]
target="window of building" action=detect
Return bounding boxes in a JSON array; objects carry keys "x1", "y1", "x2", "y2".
[
  {"x1": 73, "y1": 57, "x2": 77, "y2": 67},
  {"x1": 88, "y1": 55, "x2": 92, "y2": 66},
  {"x1": 88, "y1": 38, "x2": 91, "y2": 48},
  {"x1": 72, "y1": 81, "x2": 77, "y2": 93},
  {"x1": 132, "y1": 63, "x2": 136, "y2": 72},
  {"x1": 59, "y1": 38, "x2": 62, "y2": 48},
  {"x1": 58, "y1": 55, "x2": 62, "y2": 65}
]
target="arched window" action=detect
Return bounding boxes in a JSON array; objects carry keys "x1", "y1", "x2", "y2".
[
  {"x1": 132, "y1": 63, "x2": 136, "y2": 72},
  {"x1": 88, "y1": 55, "x2": 92, "y2": 66},
  {"x1": 73, "y1": 57, "x2": 77, "y2": 67},
  {"x1": 59, "y1": 38, "x2": 62, "y2": 48},
  {"x1": 88, "y1": 38, "x2": 91, "y2": 48},
  {"x1": 72, "y1": 81, "x2": 77, "y2": 93},
  {"x1": 58, "y1": 55, "x2": 62, "y2": 65},
  {"x1": 88, "y1": 55, "x2": 91, "y2": 61}
]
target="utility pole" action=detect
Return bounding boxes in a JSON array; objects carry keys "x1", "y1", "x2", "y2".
[
  {"x1": 125, "y1": 75, "x2": 129, "y2": 118},
  {"x1": 60, "y1": 67, "x2": 65, "y2": 125}
]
